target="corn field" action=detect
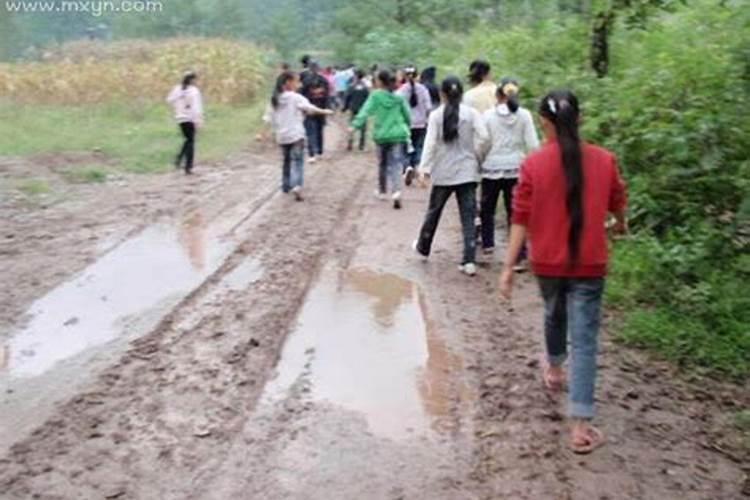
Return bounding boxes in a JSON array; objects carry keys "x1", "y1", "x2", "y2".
[{"x1": 0, "y1": 38, "x2": 269, "y2": 105}]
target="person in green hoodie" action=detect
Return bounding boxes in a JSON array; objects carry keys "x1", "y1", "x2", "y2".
[{"x1": 350, "y1": 69, "x2": 411, "y2": 209}]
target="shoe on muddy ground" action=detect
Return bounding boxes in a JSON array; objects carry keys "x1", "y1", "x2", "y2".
[
  {"x1": 292, "y1": 186, "x2": 304, "y2": 201},
  {"x1": 482, "y1": 246, "x2": 495, "y2": 256},
  {"x1": 513, "y1": 260, "x2": 528, "y2": 273},
  {"x1": 404, "y1": 167, "x2": 415, "y2": 187},
  {"x1": 392, "y1": 191, "x2": 402, "y2": 209},
  {"x1": 309, "y1": 156, "x2": 317, "y2": 164},
  {"x1": 374, "y1": 190, "x2": 386, "y2": 201},
  {"x1": 459, "y1": 263, "x2": 477, "y2": 276},
  {"x1": 412, "y1": 240, "x2": 428, "y2": 261}
]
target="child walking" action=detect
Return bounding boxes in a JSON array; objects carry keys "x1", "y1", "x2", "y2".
[
  {"x1": 397, "y1": 65, "x2": 433, "y2": 186},
  {"x1": 480, "y1": 78, "x2": 539, "y2": 265},
  {"x1": 343, "y1": 69, "x2": 370, "y2": 151},
  {"x1": 499, "y1": 90, "x2": 627, "y2": 454},
  {"x1": 413, "y1": 76, "x2": 489, "y2": 276},
  {"x1": 266, "y1": 71, "x2": 332, "y2": 201},
  {"x1": 166, "y1": 71, "x2": 203, "y2": 175},
  {"x1": 350, "y1": 70, "x2": 411, "y2": 209}
]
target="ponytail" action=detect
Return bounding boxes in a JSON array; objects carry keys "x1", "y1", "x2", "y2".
[
  {"x1": 540, "y1": 90, "x2": 583, "y2": 266},
  {"x1": 405, "y1": 65, "x2": 419, "y2": 107},
  {"x1": 271, "y1": 71, "x2": 296, "y2": 109},
  {"x1": 498, "y1": 78, "x2": 520, "y2": 113},
  {"x1": 441, "y1": 76, "x2": 463, "y2": 143},
  {"x1": 468, "y1": 59, "x2": 490, "y2": 86}
]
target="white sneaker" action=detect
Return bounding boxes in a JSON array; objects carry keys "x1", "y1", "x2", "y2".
[
  {"x1": 392, "y1": 191, "x2": 402, "y2": 209},
  {"x1": 292, "y1": 186, "x2": 304, "y2": 201},
  {"x1": 412, "y1": 240, "x2": 428, "y2": 261},
  {"x1": 459, "y1": 263, "x2": 477, "y2": 276},
  {"x1": 513, "y1": 260, "x2": 528, "y2": 273},
  {"x1": 374, "y1": 190, "x2": 386, "y2": 201},
  {"x1": 309, "y1": 156, "x2": 317, "y2": 164}
]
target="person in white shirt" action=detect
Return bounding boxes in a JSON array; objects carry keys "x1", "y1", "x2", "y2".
[
  {"x1": 414, "y1": 76, "x2": 489, "y2": 277},
  {"x1": 265, "y1": 71, "x2": 332, "y2": 201},
  {"x1": 166, "y1": 71, "x2": 203, "y2": 174},
  {"x1": 479, "y1": 77, "x2": 540, "y2": 264}
]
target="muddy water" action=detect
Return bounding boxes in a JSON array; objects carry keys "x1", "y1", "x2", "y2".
[
  {"x1": 0, "y1": 209, "x2": 258, "y2": 451},
  {"x1": 264, "y1": 266, "x2": 464, "y2": 439},
  {"x1": 206, "y1": 265, "x2": 474, "y2": 499}
]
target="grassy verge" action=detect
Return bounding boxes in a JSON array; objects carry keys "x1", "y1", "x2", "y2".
[{"x1": 0, "y1": 99, "x2": 266, "y2": 175}]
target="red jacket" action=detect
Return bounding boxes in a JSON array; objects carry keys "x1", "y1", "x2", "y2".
[{"x1": 512, "y1": 140, "x2": 627, "y2": 277}]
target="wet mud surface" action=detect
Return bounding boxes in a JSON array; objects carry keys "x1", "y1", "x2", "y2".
[{"x1": 0, "y1": 123, "x2": 747, "y2": 499}]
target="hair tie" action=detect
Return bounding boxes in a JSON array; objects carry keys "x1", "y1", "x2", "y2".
[
  {"x1": 451, "y1": 83, "x2": 458, "y2": 91},
  {"x1": 547, "y1": 98, "x2": 557, "y2": 115},
  {"x1": 559, "y1": 99, "x2": 570, "y2": 110},
  {"x1": 502, "y1": 83, "x2": 518, "y2": 96}
]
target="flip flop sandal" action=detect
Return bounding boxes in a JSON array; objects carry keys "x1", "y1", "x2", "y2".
[{"x1": 571, "y1": 426, "x2": 605, "y2": 454}]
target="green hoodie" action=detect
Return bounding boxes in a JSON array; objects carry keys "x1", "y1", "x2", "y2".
[{"x1": 351, "y1": 89, "x2": 411, "y2": 144}]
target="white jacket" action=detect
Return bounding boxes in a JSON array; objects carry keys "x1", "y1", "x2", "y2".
[
  {"x1": 166, "y1": 85, "x2": 203, "y2": 125},
  {"x1": 263, "y1": 91, "x2": 322, "y2": 145},
  {"x1": 418, "y1": 104, "x2": 489, "y2": 186},
  {"x1": 481, "y1": 104, "x2": 539, "y2": 179}
]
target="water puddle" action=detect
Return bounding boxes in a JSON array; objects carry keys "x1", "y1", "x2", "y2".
[
  {"x1": 262, "y1": 266, "x2": 466, "y2": 440},
  {"x1": 1, "y1": 210, "x2": 236, "y2": 379}
]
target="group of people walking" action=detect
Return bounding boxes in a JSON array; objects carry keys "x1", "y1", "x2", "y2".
[{"x1": 166, "y1": 57, "x2": 628, "y2": 455}]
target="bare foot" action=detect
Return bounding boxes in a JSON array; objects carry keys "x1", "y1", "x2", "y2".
[{"x1": 544, "y1": 361, "x2": 564, "y2": 391}]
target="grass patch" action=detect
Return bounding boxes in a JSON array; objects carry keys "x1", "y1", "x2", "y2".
[
  {"x1": 606, "y1": 237, "x2": 750, "y2": 380},
  {"x1": 736, "y1": 409, "x2": 750, "y2": 431},
  {"x1": 0, "y1": 100, "x2": 267, "y2": 175},
  {"x1": 61, "y1": 166, "x2": 109, "y2": 184},
  {"x1": 17, "y1": 178, "x2": 51, "y2": 196}
]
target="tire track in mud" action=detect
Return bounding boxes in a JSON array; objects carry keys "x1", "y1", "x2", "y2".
[{"x1": 0, "y1": 129, "x2": 372, "y2": 499}]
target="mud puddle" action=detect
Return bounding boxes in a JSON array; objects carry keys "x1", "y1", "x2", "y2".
[
  {"x1": 0, "y1": 208, "x2": 259, "y2": 451},
  {"x1": 263, "y1": 266, "x2": 467, "y2": 439}
]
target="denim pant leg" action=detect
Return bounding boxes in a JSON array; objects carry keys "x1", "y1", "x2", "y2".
[
  {"x1": 304, "y1": 117, "x2": 316, "y2": 157},
  {"x1": 281, "y1": 144, "x2": 292, "y2": 192},
  {"x1": 537, "y1": 276, "x2": 569, "y2": 366},
  {"x1": 410, "y1": 128, "x2": 427, "y2": 168},
  {"x1": 456, "y1": 182, "x2": 478, "y2": 264},
  {"x1": 388, "y1": 144, "x2": 403, "y2": 193},
  {"x1": 317, "y1": 117, "x2": 325, "y2": 155},
  {"x1": 289, "y1": 141, "x2": 305, "y2": 188},
  {"x1": 480, "y1": 178, "x2": 502, "y2": 249},
  {"x1": 566, "y1": 278, "x2": 605, "y2": 419},
  {"x1": 359, "y1": 122, "x2": 367, "y2": 150},
  {"x1": 376, "y1": 144, "x2": 389, "y2": 194},
  {"x1": 417, "y1": 185, "x2": 452, "y2": 256}
]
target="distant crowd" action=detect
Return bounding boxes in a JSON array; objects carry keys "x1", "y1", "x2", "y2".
[{"x1": 166, "y1": 54, "x2": 628, "y2": 456}]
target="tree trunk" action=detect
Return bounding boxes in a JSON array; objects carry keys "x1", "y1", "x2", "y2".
[{"x1": 591, "y1": 10, "x2": 615, "y2": 78}]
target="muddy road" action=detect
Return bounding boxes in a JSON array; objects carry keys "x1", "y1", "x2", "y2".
[{"x1": 0, "y1": 123, "x2": 747, "y2": 499}]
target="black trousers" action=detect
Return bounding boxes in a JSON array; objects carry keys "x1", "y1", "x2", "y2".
[
  {"x1": 480, "y1": 177, "x2": 517, "y2": 249},
  {"x1": 176, "y1": 122, "x2": 196, "y2": 173},
  {"x1": 416, "y1": 182, "x2": 477, "y2": 265}
]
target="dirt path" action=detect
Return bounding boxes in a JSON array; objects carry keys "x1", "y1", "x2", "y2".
[{"x1": 0, "y1": 122, "x2": 747, "y2": 499}]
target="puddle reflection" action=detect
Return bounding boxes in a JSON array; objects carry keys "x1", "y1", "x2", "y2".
[
  {"x1": 263, "y1": 266, "x2": 466, "y2": 440},
  {"x1": 1, "y1": 212, "x2": 235, "y2": 378}
]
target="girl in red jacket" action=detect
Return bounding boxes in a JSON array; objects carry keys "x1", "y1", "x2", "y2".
[{"x1": 499, "y1": 90, "x2": 627, "y2": 454}]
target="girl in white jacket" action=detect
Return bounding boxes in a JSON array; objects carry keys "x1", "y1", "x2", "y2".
[
  {"x1": 480, "y1": 78, "x2": 539, "y2": 263},
  {"x1": 166, "y1": 71, "x2": 203, "y2": 175},
  {"x1": 266, "y1": 71, "x2": 332, "y2": 201}
]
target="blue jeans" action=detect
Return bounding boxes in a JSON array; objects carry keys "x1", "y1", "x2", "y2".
[
  {"x1": 281, "y1": 141, "x2": 304, "y2": 192},
  {"x1": 405, "y1": 127, "x2": 426, "y2": 169},
  {"x1": 376, "y1": 143, "x2": 404, "y2": 194},
  {"x1": 416, "y1": 182, "x2": 477, "y2": 265},
  {"x1": 304, "y1": 116, "x2": 325, "y2": 157},
  {"x1": 537, "y1": 276, "x2": 605, "y2": 419}
]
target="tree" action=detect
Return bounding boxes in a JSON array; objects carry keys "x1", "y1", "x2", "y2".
[{"x1": 589, "y1": 0, "x2": 685, "y2": 77}]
